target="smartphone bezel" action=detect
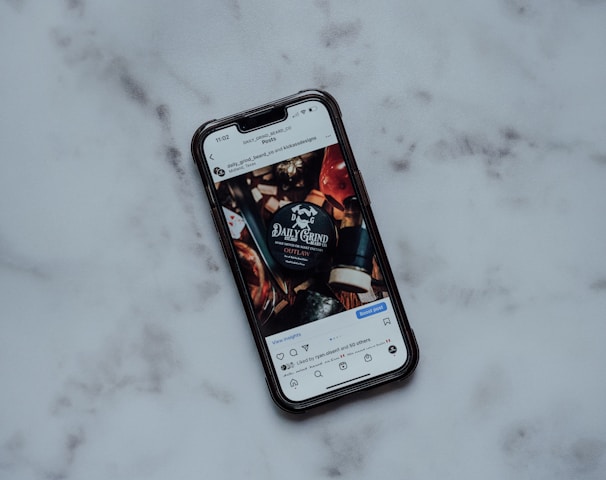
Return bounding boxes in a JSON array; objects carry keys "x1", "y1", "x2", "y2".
[{"x1": 191, "y1": 90, "x2": 418, "y2": 412}]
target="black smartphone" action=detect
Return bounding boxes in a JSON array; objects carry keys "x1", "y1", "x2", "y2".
[{"x1": 191, "y1": 90, "x2": 418, "y2": 412}]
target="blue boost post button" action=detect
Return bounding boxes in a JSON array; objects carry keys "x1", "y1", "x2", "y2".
[{"x1": 356, "y1": 301, "x2": 387, "y2": 319}]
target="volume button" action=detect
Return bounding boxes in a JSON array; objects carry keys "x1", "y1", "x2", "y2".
[
  {"x1": 210, "y1": 207, "x2": 231, "y2": 260},
  {"x1": 210, "y1": 207, "x2": 222, "y2": 234},
  {"x1": 353, "y1": 170, "x2": 371, "y2": 207}
]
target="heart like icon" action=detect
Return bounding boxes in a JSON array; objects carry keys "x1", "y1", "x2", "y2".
[{"x1": 277, "y1": 353, "x2": 285, "y2": 360}]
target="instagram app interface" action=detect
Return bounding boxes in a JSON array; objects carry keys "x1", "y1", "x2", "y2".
[{"x1": 203, "y1": 101, "x2": 408, "y2": 401}]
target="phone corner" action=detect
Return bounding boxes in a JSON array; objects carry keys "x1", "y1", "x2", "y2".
[
  {"x1": 400, "y1": 336, "x2": 420, "y2": 380},
  {"x1": 190, "y1": 119, "x2": 216, "y2": 156},
  {"x1": 293, "y1": 89, "x2": 342, "y2": 114},
  {"x1": 267, "y1": 386, "x2": 309, "y2": 415}
]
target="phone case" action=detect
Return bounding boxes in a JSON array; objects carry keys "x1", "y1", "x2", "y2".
[{"x1": 191, "y1": 90, "x2": 418, "y2": 412}]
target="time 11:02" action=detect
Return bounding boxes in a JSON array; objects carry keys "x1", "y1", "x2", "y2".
[{"x1": 215, "y1": 134, "x2": 230, "y2": 142}]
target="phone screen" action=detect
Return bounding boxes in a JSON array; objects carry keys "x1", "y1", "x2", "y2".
[{"x1": 202, "y1": 99, "x2": 409, "y2": 403}]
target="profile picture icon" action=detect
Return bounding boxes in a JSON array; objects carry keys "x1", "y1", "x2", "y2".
[{"x1": 213, "y1": 167, "x2": 225, "y2": 177}]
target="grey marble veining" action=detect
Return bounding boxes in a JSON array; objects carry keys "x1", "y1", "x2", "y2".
[{"x1": 1, "y1": 1, "x2": 605, "y2": 479}]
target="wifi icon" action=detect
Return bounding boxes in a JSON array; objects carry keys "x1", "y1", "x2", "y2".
[{"x1": 300, "y1": 109, "x2": 306, "y2": 115}]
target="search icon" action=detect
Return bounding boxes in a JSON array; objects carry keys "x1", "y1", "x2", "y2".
[{"x1": 314, "y1": 370, "x2": 323, "y2": 378}]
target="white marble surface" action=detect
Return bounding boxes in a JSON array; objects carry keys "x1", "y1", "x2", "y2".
[{"x1": 2, "y1": 1, "x2": 606, "y2": 478}]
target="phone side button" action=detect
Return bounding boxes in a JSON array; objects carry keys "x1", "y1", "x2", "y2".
[
  {"x1": 210, "y1": 210, "x2": 218, "y2": 231},
  {"x1": 353, "y1": 170, "x2": 371, "y2": 206},
  {"x1": 210, "y1": 208, "x2": 232, "y2": 261}
]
